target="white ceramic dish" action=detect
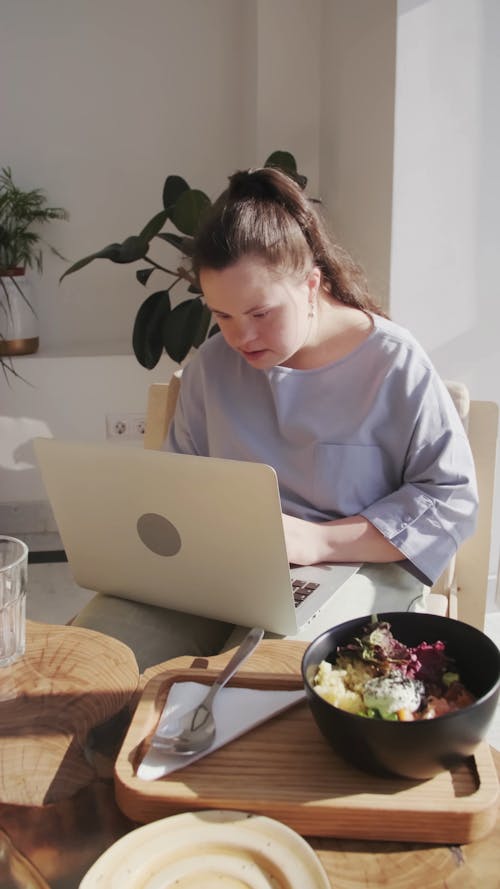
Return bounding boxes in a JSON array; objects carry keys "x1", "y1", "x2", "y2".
[{"x1": 79, "y1": 809, "x2": 330, "y2": 889}]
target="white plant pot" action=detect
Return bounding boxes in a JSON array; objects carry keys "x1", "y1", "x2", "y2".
[{"x1": 0, "y1": 269, "x2": 39, "y2": 356}]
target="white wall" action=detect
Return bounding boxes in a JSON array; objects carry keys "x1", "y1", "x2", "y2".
[
  {"x1": 1, "y1": 0, "x2": 253, "y2": 350},
  {"x1": 255, "y1": 0, "x2": 321, "y2": 193},
  {"x1": 390, "y1": 0, "x2": 500, "y2": 597},
  {"x1": 392, "y1": 0, "x2": 500, "y2": 400},
  {"x1": 319, "y1": 0, "x2": 397, "y2": 308},
  {"x1": 1, "y1": 0, "x2": 322, "y2": 516},
  {"x1": 1, "y1": 0, "x2": 322, "y2": 353},
  {"x1": 1, "y1": 351, "x2": 176, "y2": 504}
]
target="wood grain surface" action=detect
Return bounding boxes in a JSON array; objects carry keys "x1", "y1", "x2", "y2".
[
  {"x1": 1, "y1": 763, "x2": 499, "y2": 889},
  {"x1": 0, "y1": 620, "x2": 139, "y2": 805},
  {"x1": 0, "y1": 638, "x2": 498, "y2": 889},
  {"x1": 0, "y1": 781, "x2": 135, "y2": 889},
  {"x1": 116, "y1": 643, "x2": 499, "y2": 844},
  {"x1": 142, "y1": 638, "x2": 308, "y2": 684}
]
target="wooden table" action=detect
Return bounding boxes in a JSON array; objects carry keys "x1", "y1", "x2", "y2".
[
  {"x1": 0, "y1": 636, "x2": 498, "y2": 888},
  {"x1": 0, "y1": 620, "x2": 139, "y2": 806},
  {"x1": 0, "y1": 620, "x2": 139, "y2": 888}
]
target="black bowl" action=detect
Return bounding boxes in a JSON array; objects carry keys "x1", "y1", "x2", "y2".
[{"x1": 301, "y1": 611, "x2": 500, "y2": 780}]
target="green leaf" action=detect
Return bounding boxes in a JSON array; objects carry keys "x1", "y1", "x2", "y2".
[
  {"x1": 136, "y1": 267, "x2": 155, "y2": 286},
  {"x1": 116, "y1": 235, "x2": 148, "y2": 263},
  {"x1": 293, "y1": 173, "x2": 308, "y2": 189},
  {"x1": 156, "y1": 232, "x2": 195, "y2": 257},
  {"x1": 191, "y1": 302, "x2": 212, "y2": 348},
  {"x1": 132, "y1": 289, "x2": 170, "y2": 369},
  {"x1": 59, "y1": 236, "x2": 148, "y2": 282},
  {"x1": 59, "y1": 243, "x2": 124, "y2": 281},
  {"x1": 60, "y1": 215, "x2": 167, "y2": 283},
  {"x1": 138, "y1": 209, "x2": 169, "y2": 243},
  {"x1": 170, "y1": 189, "x2": 211, "y2": 237},
  {"x1": 264, "y1": 151, "x2": 297, "y2": 174},
  {"x1": 264, "y1": 151, "x2": 307, "y2": 189},
  {"x1": 162, "y1": 297, "x2": 206, "y2": 363},
  {"x1": 163, "y1": 175, "x2": 190, "y2": 210}
]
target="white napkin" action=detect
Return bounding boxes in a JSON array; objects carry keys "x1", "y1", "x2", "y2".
[{"x1": 137, "y1": 681, "x2": 306, "y2": 781}]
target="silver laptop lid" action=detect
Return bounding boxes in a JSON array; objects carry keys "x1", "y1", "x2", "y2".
[{"x1": 34, "y1": 438, "x2": 301, "y2": 634}]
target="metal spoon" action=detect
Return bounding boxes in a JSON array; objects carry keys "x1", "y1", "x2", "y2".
[{"x1": 150, "y1": 626, "x2": 264, "y2": 756}]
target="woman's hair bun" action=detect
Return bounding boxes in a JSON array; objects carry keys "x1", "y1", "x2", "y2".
[{"x1": 227, "y1": 167, "x2": 294, "y2": 203}]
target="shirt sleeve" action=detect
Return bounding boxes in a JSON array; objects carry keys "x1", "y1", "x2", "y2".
[{"x1": 361, "y1": 377, "x2": 478, "y2": 586}]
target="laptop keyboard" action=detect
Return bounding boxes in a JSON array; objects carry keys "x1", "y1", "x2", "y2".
[{"x1": 292, "y1": 579, "x2": 319, "y2": 607}]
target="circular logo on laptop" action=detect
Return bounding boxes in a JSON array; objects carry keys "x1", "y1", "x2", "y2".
[{"x1": 136, "y1": 512, "x2": 182, "y2": 556}]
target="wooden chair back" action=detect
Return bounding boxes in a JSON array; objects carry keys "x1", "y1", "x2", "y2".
[
  {"x1": 143, "y1": 373, "x2": 182, "y2": 450},
  {"x1": 144, "y1": 376, "x2": 498, "y2": 631},
  {"x1": 454, "y1": 398, "x2": 498, "y2": 629}
]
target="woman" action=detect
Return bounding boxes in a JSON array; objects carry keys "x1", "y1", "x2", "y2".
[
  {"x1": 168, "y1": 167, "x2": 477, "y2": 587},
  {"x1": 75, "y1": 167, "x2": 478, "y2": 668}
]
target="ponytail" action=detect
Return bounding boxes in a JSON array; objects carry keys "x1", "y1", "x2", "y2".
[{"x1": 193, "y1": 167, "x2": 386, "y2": 317}]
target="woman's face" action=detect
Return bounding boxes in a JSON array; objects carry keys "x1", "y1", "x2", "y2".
[{"x1": 200, "y1": 256, "x2": 320, "y2": 370}]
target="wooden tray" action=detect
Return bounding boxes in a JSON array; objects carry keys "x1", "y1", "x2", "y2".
[{"x1": 114, "y1": 664, "x2": 499, "y2": 844}]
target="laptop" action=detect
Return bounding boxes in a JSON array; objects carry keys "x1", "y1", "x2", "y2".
[{"x1": 33, "y1": 438, "x2": 360, "y2": 635}]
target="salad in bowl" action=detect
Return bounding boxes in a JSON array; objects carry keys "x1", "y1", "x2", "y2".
[
  {"x1": 301, "y1": 611, "x2": 500, "y2": 779},
  {"x1": 313, "y1": 618, "x2": 476, "y2": 722}
]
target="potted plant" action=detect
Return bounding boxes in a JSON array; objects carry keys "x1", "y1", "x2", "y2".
[
  {"x1": 0, "y1": 167, "x2": 68, "y2": 375},
  {"x1": 60, "y1": 151, "x2": 309, "y2": 369}
]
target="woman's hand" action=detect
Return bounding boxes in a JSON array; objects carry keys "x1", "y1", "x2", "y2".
[
  {"x1": 282, "y1": 513, "x2": 405, "y2": 566},
  {"x1": 281, "y1": 514, "x2": 328, "y2": 565}
]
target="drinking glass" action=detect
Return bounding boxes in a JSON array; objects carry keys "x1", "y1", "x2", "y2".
[{"x1": 0, "y1": 536, "x2": 28, "y2": 667}]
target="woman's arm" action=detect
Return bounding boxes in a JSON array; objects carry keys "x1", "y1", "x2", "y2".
[{"x1": 282, "y1": 513, "x2": 405, "y2": 566}]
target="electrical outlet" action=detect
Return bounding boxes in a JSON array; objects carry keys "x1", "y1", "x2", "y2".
[
  {"x1": 134, "y1": 417, "x2": 147, "y2": 437},
  {"x1": 106, "y1": 413, "x2": 147, "y2": 440}
]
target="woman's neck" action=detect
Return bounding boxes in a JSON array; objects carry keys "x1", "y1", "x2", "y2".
[{"x1": 284, "y1": 293, "x2": 373, "y2": 370}]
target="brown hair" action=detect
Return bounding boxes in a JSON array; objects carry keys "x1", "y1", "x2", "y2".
[{"x1": 193, "y1": 166, "x2": 385, "y2": 316}]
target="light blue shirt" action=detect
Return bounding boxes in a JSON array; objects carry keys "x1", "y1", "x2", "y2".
[{"x1": 166, "y1": 314, "x2": 478, "y2": 586}]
